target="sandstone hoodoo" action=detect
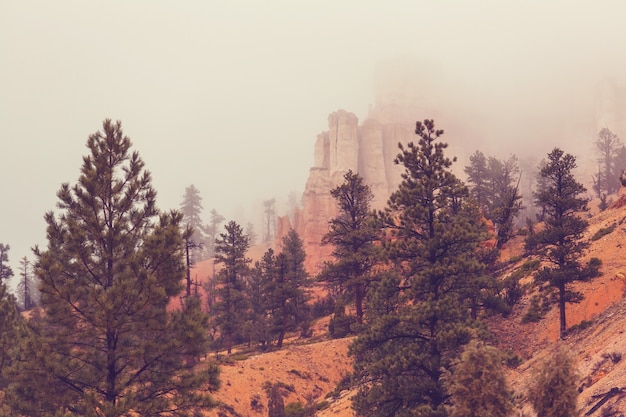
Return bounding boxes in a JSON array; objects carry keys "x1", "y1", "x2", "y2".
[{"x1": 277, "y1": 108, "x2": 415, "y2": 274}]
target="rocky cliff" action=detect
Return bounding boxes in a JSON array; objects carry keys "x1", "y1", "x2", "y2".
[{"x1": 277, "y1": 108, "x2": 417, "y2": 274}]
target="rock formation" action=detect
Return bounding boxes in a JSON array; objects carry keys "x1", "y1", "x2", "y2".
[{"x1": 277, "y1": 109, "x2": 418, "y2": 273}]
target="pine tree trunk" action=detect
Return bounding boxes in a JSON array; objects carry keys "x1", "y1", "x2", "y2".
[
  {"x1": 559, "y1": 284, "x2": 567, "y2": 339},
  {"x1": 355, "y1": 284, "x2": 364, "y2": 325}
]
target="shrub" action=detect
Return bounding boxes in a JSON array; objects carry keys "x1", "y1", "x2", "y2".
[
  {"x1": 328, "y1": 310, "x2": 355, "y2": 339},
  {"x1": 568, "y1": 319, "x2": 593, "y2": 333},
  {"x1": 521, "y1": 294, "x2": 551, "y2": 323},
  {"x1": 528, "y1": 345, "x2": 579, "y2": 417},
  {"x1": 284, "y1": 401, "x2": 305, "y2": 417},
  {"x1": 448, "y1": 340, "x2": 514, "y2": 417},
  {"x1": 592, "y1": 224, "x2": 616, "y2": 241}
]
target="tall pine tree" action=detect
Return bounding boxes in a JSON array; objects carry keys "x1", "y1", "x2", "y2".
[
  {"x1": 527, "y1": 148, "x2": 600, "y2": 338},
  {"x1": 180, "y1": 184, "x2": 207, "y2": 262},
  {"x1": 7, "y1": 120, "x2": 217, "y2": 417},
  {"x1": 351, "y1": 120, "x2": 489, "y2": 417},
  {"x1": 213, "y1": 220, "x2": 250, "y2": 354},
  {"x1": 319, "y1": 170, "x2": 380, "y2": 325},
  {"x1": 280, "y1": 229, "x2": 311, "y2": 341}
]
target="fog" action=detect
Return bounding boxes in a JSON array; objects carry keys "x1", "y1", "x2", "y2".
[{"x1": 2, "y1": 0, "x2": 626, "y2": 285}]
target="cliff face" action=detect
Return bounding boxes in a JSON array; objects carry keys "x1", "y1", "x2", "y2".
[{"x1": 277, "y1": 109, "x2": 415, "y2": 274}]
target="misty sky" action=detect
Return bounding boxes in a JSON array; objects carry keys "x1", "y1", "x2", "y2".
[{"x1": 2, "y1": 0, "x2": 626, "y2": 284}]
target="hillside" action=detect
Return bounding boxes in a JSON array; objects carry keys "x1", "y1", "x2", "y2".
[
  {"x1": 206, "y1": 326, "x2": 353, "y2": 417},
  {"x1": 203, "y1": 191, "x2": 626, "y2": 417}
]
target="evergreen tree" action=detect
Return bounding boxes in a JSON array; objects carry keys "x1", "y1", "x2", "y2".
[
  {"x1": 246, "y1": 222, "x2": 258, "y2": 245},
  {"x1": 464, "y1": 150, "x2": 490, "y2": 211},
  {"x1": 263, "y1": 198, "x2": 277, "y2": 243},
  {"x1": 319, "y1": 170, "x2": 380, "y2": 326},
  {"x1": 0, "y1": 243, "x2": 13, "y2": 282},
  {"x1": 248, "y1": 231, "x2": 310, "y2": 350},
  {"x1": 351, "y1": 120, "x2": 488, "y2": 417},
  {"x1": 213, "y1": 220, "x2": 250, "y2": 354},
  {"x1": 447, "y1": 340, "x2": 513, "y2": 417},
  {"x1": 526, "y1": 148, "x2": 600, "y2": 338},
  {"x1": 528, "y1": 344, "x2": 579, "y2": 417},
  {"x1": 594, "y1": 127, "x2": 623, "y2": 196},
  {"x1": 280, "y1": 229, "x2": 311, "y2": 341},
  {"x1": 180, "y1": 184, "x2": 206, "y2": 260},
  {"x1": 465, "y1": 152, "x2": 523, "y2": 247},
  {"x1": 7, "y1": 120, "x2": 217, "y2": 416},
  {"x1": 247, "y1": 249, "x2": 276, "y2": 349},
  {"x1": 16, "y1": 256, "x2": 38, "y2": 310},
  {"x1": 206, "y1": 208, "x2": 225, "y2": 258},
  {"x1": 487, "y1": 154, "x2": 523, "y2": 248},
  {"x1": 0, "y1": 282, "x2": 26, "y2": 387}
]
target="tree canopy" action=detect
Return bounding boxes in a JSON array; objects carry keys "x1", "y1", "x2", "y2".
[
  {"x1": 351, "y1": 120, "x2": 490, "y2": 417},
  {"x1": 319, "y1": 170, "x2": 380, "y2": 326},
  {"x1": 527, "y1": 148, "x2": 601, "y2": 338},
  {"x1": 6, "y1": 120, "x2": 218, "y2": 417}
]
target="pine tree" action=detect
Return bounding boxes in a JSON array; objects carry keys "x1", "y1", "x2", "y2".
[
  {"x1": 263, "y1": 198, "x2": 277, "y2": 243},
  {"x1": 528, "y1": 344, "x2": 579, "y2": 417},
  {"x1": 526, "y1": 148, "x2": 601, "y2": 338},
  {"x1": 0, "y1": 282, "x2": 26, "y2": 385},
  {"x1": 213, "y1": 220, "x2": 250, "y2": 354},
  {"x1": 319, "y1": 170, "x2": 380, "y2": 325},
  {"x1": 351, "y1": 120, "x2": 488, "y2": 417},
  {"x1": 279, "y1": 229, "x2": 311, "y2": 341},
  {"x1": 206, "y1": 209, "x2": 225, "y2": 258},
  {"x1": 448, "y1": 340, "x2": 513, "y2": 417},
  {"x1": 488, "y1": 155, "x2": 523, "y2": 248},
  {"x1": 16, "y1": 256, "x2": 38, "y2": 310},
  {"x1": 594, "y1": 128, "x2": 623, "y2": 196},
  {"x1": 247, "y1": 231, "x2": 310, "y2": 350},
  {"x1": 7, "y1": 120, "x2": 217, "y2": 416},
  {"x1": 0, "y1": 243, "x2": 13, "y2": 282},
  {"x1": 465, "y1": 150, "x2": 490, "y2": 211},
  {"x1": 247, "y1": 249, "x2": 276, "y2": 349},
  {"x1": 465, "y1": 152, "x2": 523, "y2": 248},
  {"x1": 180, "y1": 184, "x2": 207, "y2": 260}
]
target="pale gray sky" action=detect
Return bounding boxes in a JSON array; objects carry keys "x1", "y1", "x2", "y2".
[{"x1": 2, "y1": 0, "x2": 626, "y2": 284}]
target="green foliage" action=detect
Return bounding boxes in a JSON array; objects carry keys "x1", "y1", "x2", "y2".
[
  {"x1": 328, "y1": 305, "x2": 356, "y2": 339},
  {"x1": 568, "y1": 319, "x2": 594, "y2": 333},
  {"x1": 284, "y1": 401, "x2": 306, "y2": 417},
  {"x1": 527, "y1": 148, "x2": 600, "y2": 338},
  {"x1": 0, "y1": 282, "x2": 29, "y2": 389},
  {"x1": 528, "y1": 345, "x2": 580, "y2": 417},
  {"x1": 6, "y1": 120, "x2": 217, "y2": 416},
  {"x1": 180, "y1": 184, "x2": 207, "y2": 260},
  {"x1": 465, "y1": 151, "x2": 523, "y2": 248},
  {"x1": 283, "y1": 400, "x2": 327, "y2": 417},
  {"x1": 248, "y1": 230, "x2": 311, "y2": 349},
  {"x1": 447, "y1": 340, "x2": 514, "y2": 417},
  {"x1": 16, "y1": 256, "x2": 38, "y2": 310},
  {"x1": 591, "y1": 224, "x2": 616, "y2": 241},
  {"x1": 319, "y1": 170, "x2": 380, "y2": 325},
  {"x1": 351, "y1": 120, "x2": 490, "y2": 417},
  {"x1": 593, "y1": 128, "x2": 625, "y2": 197},
  {"x1": 205, "y1": 209, "x2": 225, "y2": 259},
  {"x1": 521, "y1": 294, "x2": 552, "y2": 323},
  {"x1": 326, "y1": 372, "x2": 353, "y2": 399},
  {"x1": 0, "y1": 243, "x2": 13, "y2": 281},
  {"x1": 214, "y1": 220, "x2": 251, "y2": 354},
  {"x1": 498, "y1": 259, "x2": 540, "y2": 310}
]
